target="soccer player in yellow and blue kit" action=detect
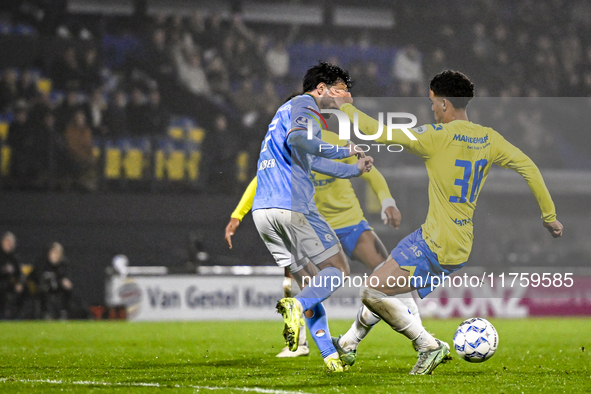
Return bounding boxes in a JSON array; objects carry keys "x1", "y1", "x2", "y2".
[
  {"x1": 328, "y1": 70, "x2": 563, "y2": 375},
  {"x1": 225, "y1": 129, "x2": 423, "y2": 358}
]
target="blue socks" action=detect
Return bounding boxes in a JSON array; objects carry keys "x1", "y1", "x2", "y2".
[
  {"x1": 294, "y1": 267, "x2": 343, "y2": 358},
  {"x1": 305, "y1": 303, "x2": 337, "y2": 359},
  {"x1": 296, "y1": 266, "x2": 343, "y2": 312}
]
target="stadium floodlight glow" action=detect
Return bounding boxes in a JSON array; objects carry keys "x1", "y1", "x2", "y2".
[{"x1": 307, "y1": 109, "x2": 418, "y2": 141}]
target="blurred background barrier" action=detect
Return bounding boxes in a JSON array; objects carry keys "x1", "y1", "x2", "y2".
[{"x1": 103, "y1": 266, "x2": 591, "y2": 321}]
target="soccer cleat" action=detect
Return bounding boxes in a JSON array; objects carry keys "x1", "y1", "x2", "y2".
[
  {"x1": 276, "y1": 298, "x2": 304, "y2": 352},
  {"x1": 414, "y1": 334, "x2": 453, "y2": 361},
  {"x1": 324, "y1": 355, "x2": 347, "y2": 373},
  {"x1": 331, "y1": 336, "x2": 357, "y2": 366},
  {"x1": 409, "y1": 339, "x2": 451, "y2": 375},
  {"x1": 413, "y1": 345, "x2": 452, "y2": 361},
  {"x1": 276, "y1": 343, "x2": 310, "y2": 358}
]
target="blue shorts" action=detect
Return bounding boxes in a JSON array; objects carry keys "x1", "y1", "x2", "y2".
[
  {"x1": 390, "y1": 228, "x2": 465, "y2": 299},
  {"x1": 334, "y1": 220, "x2": 372, "y2": 259}
]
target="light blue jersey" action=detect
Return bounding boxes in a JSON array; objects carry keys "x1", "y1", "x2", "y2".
[{"x1": 252, "y1": 94, "x2": 356, "y2": 214}]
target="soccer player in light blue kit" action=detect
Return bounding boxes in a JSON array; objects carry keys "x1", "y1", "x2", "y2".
[{"x1": 252, "y1": 62, "x2": 373, "y2": 372}]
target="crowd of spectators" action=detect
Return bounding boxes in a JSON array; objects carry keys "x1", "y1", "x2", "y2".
[
  {"x1": 1, "y1": 1, "x2": 591, "y2": 194},
  {"x1": 0, "y1": 231, "x2": 74, "y2": 320},
  {"x1": 137, "y1": 12, "x2": 293, "y2": 175},
  {"x1": 0, "y1": 45, "x2": 173, "y2": 191},
  {"x1": 415, "y1": 1, "x2": 591, "y2": 98},
  {"x1": 0, "y1": 55, "x2": 166, "y2": 192}
]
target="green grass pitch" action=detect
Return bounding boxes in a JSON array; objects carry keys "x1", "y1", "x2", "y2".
[{"x1": 0, "y1": 318, "x2": 589, "y2": 393}]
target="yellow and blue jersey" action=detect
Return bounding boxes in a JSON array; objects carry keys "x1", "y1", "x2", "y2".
[
  {"x1": 340, "y1": 103, "x2": 557, "y2": 266},
  {"x1": 311, "y1": 130, "x2": 392, "y2": 229}
]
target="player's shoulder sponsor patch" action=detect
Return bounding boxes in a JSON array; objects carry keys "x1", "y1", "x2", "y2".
[
  {"x1": 430, "y1": 123, "x2": 444, "y2": 130},
  {"x1": 293, "y1": 115, "x2": 309, "y2": 127},
  {"x1": 411, "y1": 125, "x2": 429, "y2": 134}
]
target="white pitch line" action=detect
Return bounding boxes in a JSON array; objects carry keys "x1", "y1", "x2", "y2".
[{"x1": 0, "y1": 378, "x2": 312, "y2": 394}]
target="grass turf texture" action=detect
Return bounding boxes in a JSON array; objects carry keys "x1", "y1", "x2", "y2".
[{"x1": 0, "y1": 318, "x2": 589, "y2": 393}]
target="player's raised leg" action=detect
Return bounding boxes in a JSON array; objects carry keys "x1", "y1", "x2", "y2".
[
  {"x1": 351, "y1": 229, "x2": 422, "y2": 322},
  {"x1": 334, "y1": 228, "x2": 422, "y2": 365},
  {"x1": 361, "y1": 254, "x2": 450, "y2": 375}
]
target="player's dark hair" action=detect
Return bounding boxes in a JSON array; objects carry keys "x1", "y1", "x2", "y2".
[
  {"x1": 429, "y1": 70, "x2": 474, "y2": 109},
  {"x1": 302, "y1": 61, "x2": 353, "y2": 93}
]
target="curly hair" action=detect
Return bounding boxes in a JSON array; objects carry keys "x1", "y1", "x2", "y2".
[
  {"x1": 302, "y1": 61, "x2": 353, "y2": 93},
  {"x1": 429, "y1": 70, "x2": 475, "y2": 109}
]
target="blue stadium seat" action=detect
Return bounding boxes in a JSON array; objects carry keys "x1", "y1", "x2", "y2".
[
  {"x1": 49, "y1": 91, "x2": 65, "y2": 106},
  {"x1": 14, "y1": 24, "x2": 36, "y2": 36}
]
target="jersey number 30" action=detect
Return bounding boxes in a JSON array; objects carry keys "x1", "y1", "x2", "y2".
[{"x1": 450, "y1": 159, "x2": 488, "y2": 203}]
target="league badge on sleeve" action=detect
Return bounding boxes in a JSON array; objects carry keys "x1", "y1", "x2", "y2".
[
  {"x1": 411, "y1": 125, "x2": 429, "y2": 134},
  {"x1": 294, "y1": 116, "x2": 309, "y2": 127}
]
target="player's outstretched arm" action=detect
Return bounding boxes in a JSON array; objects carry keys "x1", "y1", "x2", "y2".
[
  {"x1": 494, "y1": 140, "x2": 563, "y2": 238},
  {"x1": 360, "y1": 166, "x2": 401, "y2": 228},
  {"x1": 225, "y1": 177, "x2": 257, "y2": 249},
  {"x1": 328, "y1": 88, "x2": 418, "y2": 149},
  {"x1": 287, "y1": 129, "x2": 365, "y2": 159},
  {"x1": 311, "y1": 156, "x2": 373, "y2": 179}
]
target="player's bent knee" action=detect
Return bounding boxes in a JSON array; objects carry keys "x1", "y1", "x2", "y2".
[
  {"x1": 360, "y1": 286, "x2": 387, "y2": 308},
  {"x1": 334, "y1": 249, "x2": 351, "y2": 276},
  {"x1": 319, "y1": 250, "x2": 350, "y2": 276},
  {"x1": 341, "y1": 264, "x2": 350, "y2": 277}
]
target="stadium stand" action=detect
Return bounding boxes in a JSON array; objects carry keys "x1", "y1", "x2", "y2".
[{"x1": 1, "y1": 0, "x2": 590, "y2": 193}]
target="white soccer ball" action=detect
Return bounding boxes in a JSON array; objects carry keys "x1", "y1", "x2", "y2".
[{"x1": 453, "y1": 317, "x2": 499, "y2": 362}]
